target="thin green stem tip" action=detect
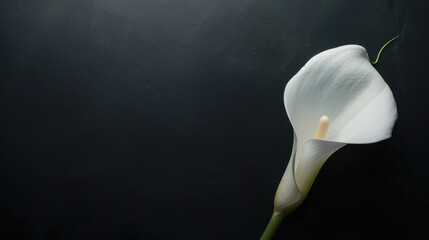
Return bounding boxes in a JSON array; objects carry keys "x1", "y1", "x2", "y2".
[{"x1": 370, "y1": 34, "x2": 399, "y2": 65}]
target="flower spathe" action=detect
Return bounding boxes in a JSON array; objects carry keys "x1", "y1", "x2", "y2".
[{"x1": 274, "y1": 44, "x2": 398, "y2": 215}]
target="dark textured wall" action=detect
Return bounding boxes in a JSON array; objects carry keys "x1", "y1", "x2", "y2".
[{"x1": 1, "y1": 0, "x2": 427, "y2": 239}]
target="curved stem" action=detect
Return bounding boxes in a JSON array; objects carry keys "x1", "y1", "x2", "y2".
[
  {"x1": 370, "y1": 34, "x2": 399, "y2": 65},
  {"x1": 260, "y1": 212, "x2": 287, "y2": 240}
]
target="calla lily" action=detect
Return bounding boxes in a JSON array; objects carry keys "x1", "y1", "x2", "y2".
[{"x1": 261, "y1": 37, "x2": 398, "y2": 239}]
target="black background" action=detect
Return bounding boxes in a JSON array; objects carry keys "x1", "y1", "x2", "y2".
[{"x1": 1, "y1": 0, "x2": 428, "y2": 239}]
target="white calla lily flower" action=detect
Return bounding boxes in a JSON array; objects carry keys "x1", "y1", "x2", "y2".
[{"x1": 261, "y1": 37, "x2": 398, "y2": 240}]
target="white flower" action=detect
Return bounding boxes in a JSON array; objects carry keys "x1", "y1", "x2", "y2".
[{"x1": 273, "y1": 44, "x2": 398, "y2": 215}]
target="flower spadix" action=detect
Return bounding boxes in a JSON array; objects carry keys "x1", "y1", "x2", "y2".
[{"x1": 273, "y1": 44, "x2": 398, "y2": 216}]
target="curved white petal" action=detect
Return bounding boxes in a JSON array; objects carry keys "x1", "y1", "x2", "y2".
[
  {"x1": 274, "y1": 134, "x2": 301, "y2": 214},
  {"x1": 294, "y1": 140, "x2": 346, "y2": 197},
  {"x1": 332, "y1": 86, "x2": 397, "y2": 143},
  {"x1": 284, "y1": 45, "x2": 397, "y2": 144},
  {"x1": 274, "y1": 138, "x2": 345, "y2": 212}
]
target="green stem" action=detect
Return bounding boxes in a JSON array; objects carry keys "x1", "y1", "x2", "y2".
[
  {"x1": 260, "y1": 212, "x2": 287, "y2": 240},
  {"x1": 370, "y1": 34, "x2": 399, "y2": 65}
]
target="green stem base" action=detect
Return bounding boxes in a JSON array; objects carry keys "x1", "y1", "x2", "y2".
[{"x1": 260, "y1": 212, "x2": 288, "y2": 240}]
